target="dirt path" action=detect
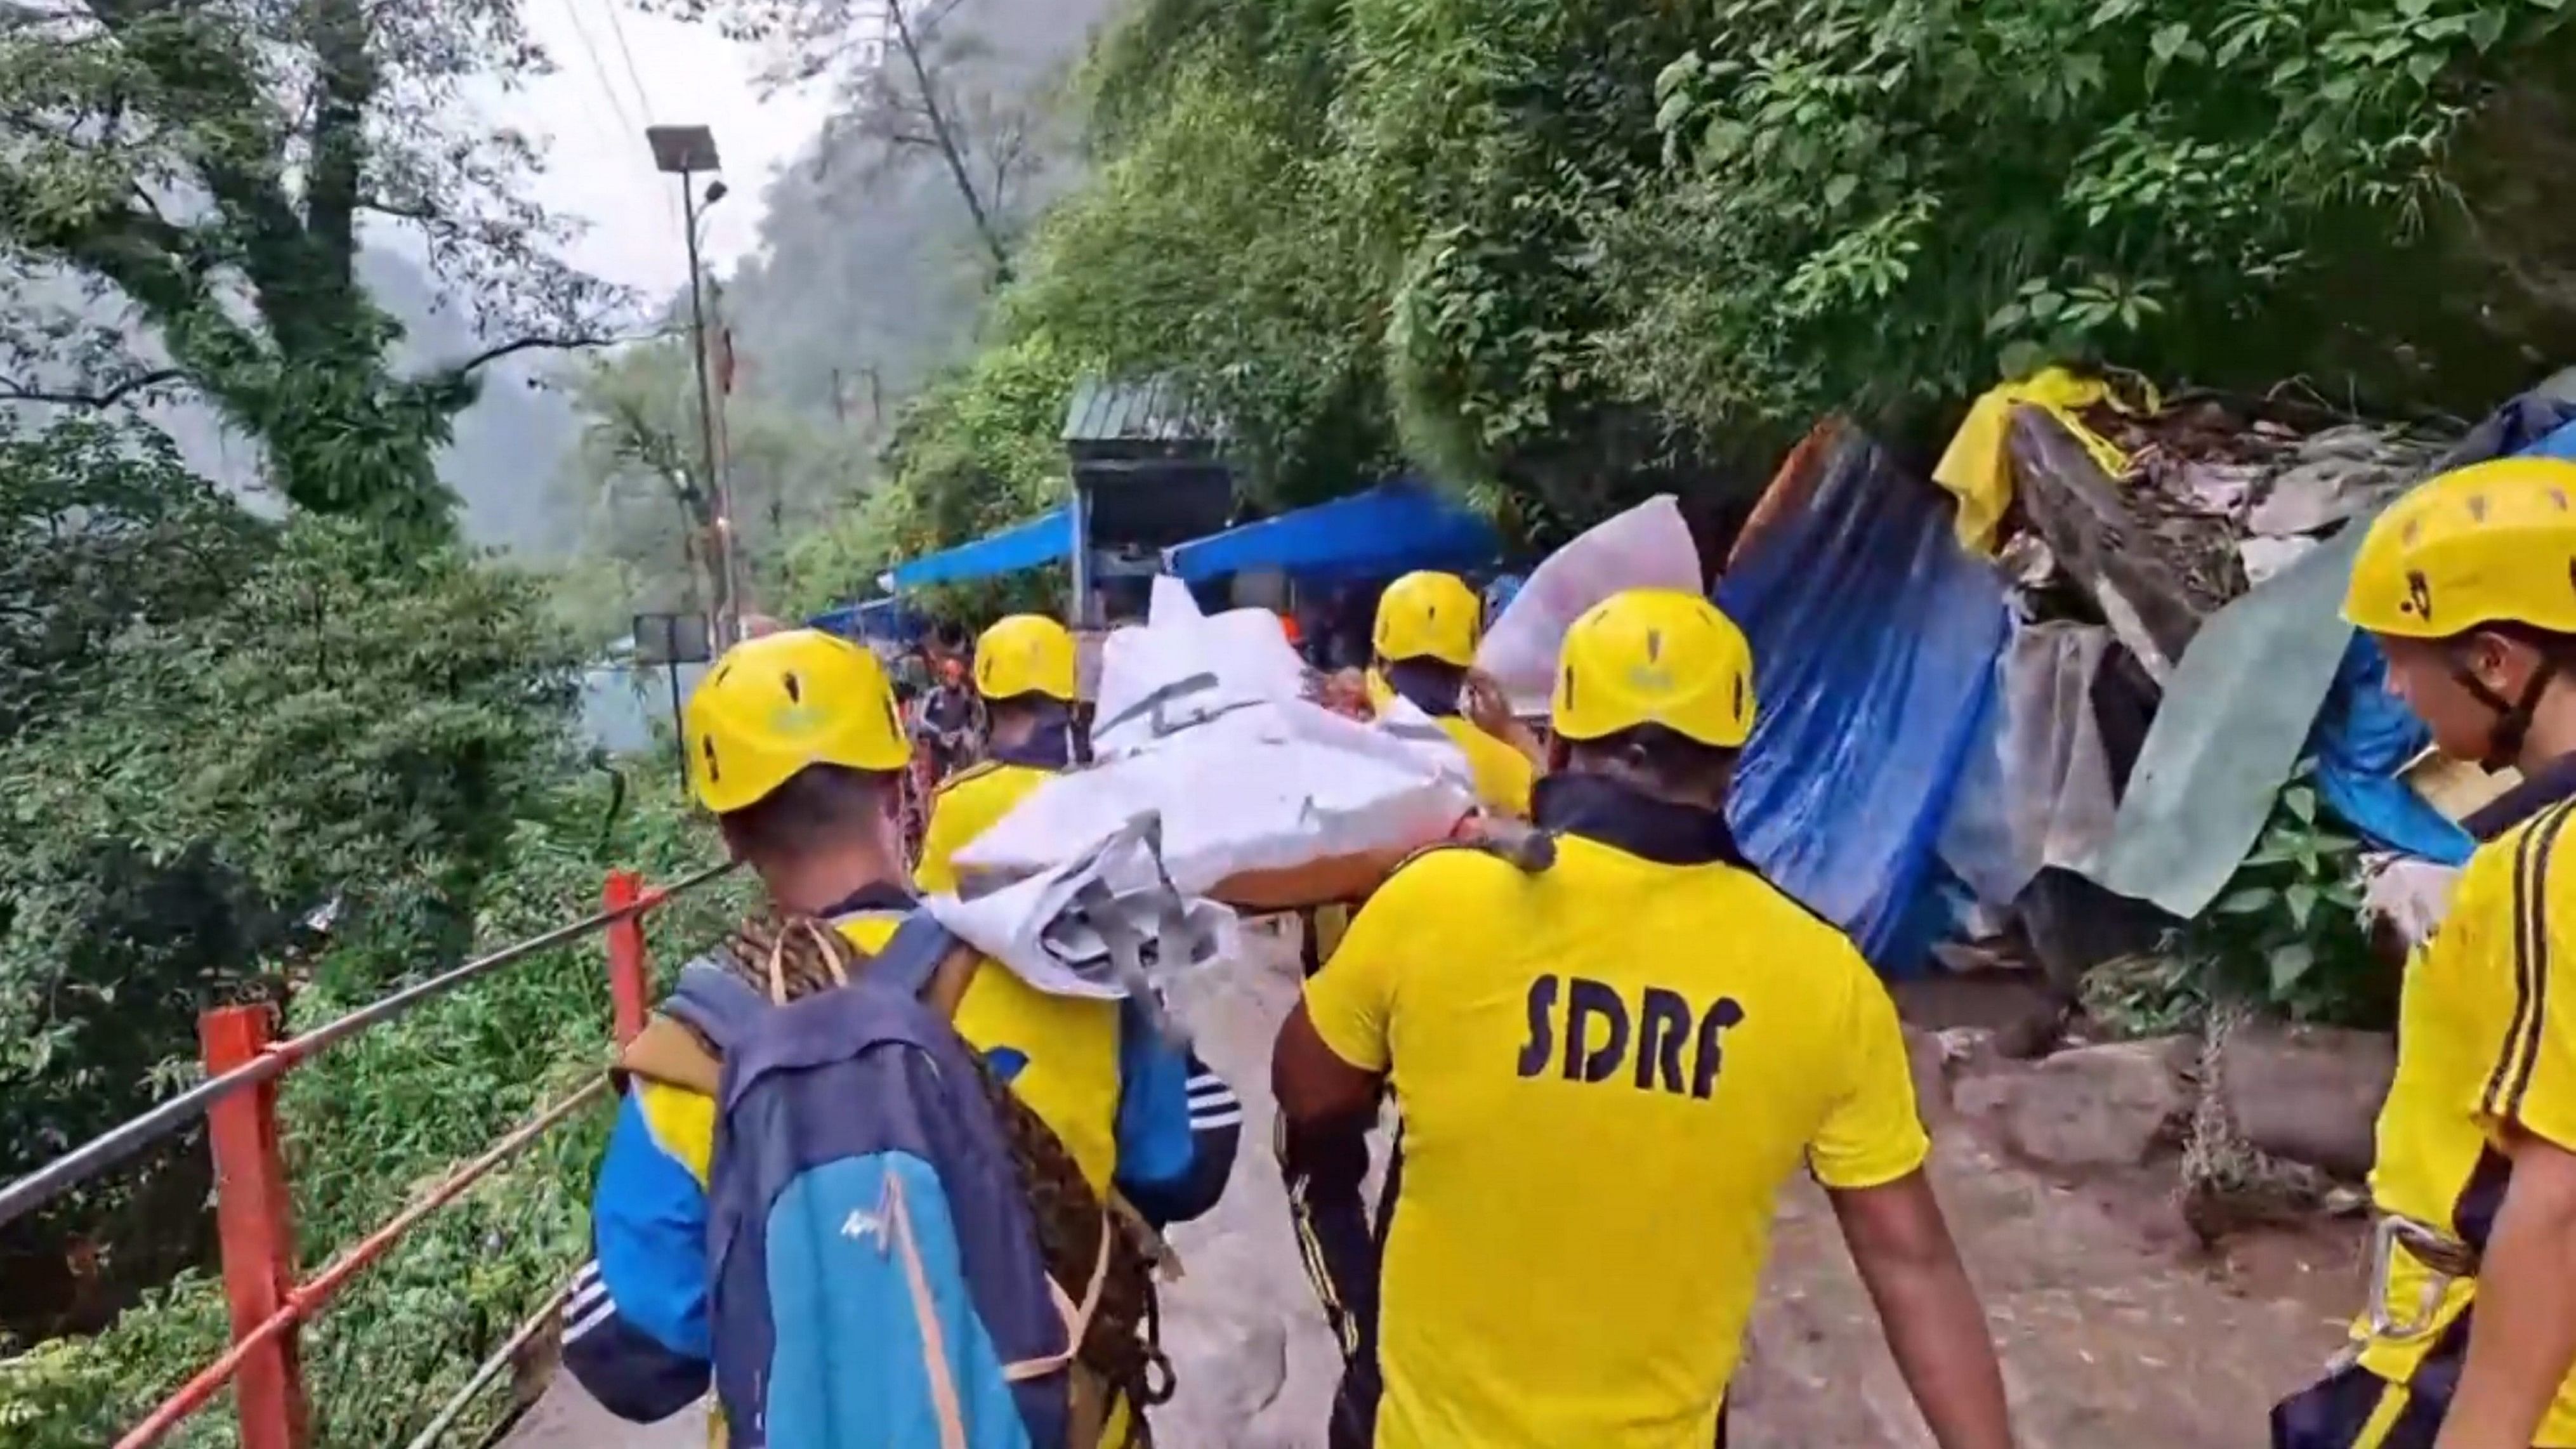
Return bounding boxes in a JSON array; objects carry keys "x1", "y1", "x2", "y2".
[{"x1": 504, "y1": 935, "x2": 2363, "y2": 1447}]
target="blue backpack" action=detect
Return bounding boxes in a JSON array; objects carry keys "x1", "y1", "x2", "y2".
[{"x1": 662, "y1": 915, "x2": 1096, "y2": 1449}]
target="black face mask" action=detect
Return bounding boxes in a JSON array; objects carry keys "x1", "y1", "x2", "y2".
[
  {"x1": 2466, "y1": 750, "x2": 2576, "y2": 840},
  {"x1": 1381, "y1": 660, "x2": 1463, "y2": 718},
  {"x1": 1532, "y1": 773, "x2": 1745, "y2": 867},
  {"x1": 817, "y1": 881, "x2": 916, "y2": 917},
  {"x1": 987, "y1": 701, "x2": 1080, "y2": 771}
]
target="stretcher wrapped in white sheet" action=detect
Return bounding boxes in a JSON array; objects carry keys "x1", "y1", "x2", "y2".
[
  {"x1": 919, "y1": 815, "x2": 1238, "y2": 1033},
  {"x1": 950, "y1": 578, "x2": 1480, "y2": 910}
]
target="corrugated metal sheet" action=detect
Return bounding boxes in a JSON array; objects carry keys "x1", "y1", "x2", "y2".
[{"x1": 1061, "y1": 374, "x2": 1221, "y2": 443}]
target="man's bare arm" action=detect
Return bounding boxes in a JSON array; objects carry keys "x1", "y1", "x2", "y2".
[
  {"x1": 1829, "y1": 1170, "x2": 2015, "y2": 1449},
  {"x1": 2435, "y1": 1127, "x2": 2576, "y2": 1449},
  {"x1": 1272, "y1": 999, "x2": 1385, "y2": 1128}
]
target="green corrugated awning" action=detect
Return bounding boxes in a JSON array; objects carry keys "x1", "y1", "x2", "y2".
[{"x1": 1061, "y1": 375, "x2": 1223, "y2": 445}]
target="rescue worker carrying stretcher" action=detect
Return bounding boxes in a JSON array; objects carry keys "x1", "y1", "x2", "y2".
[
  {"x1": 562, "y1": 629, "x2": 1238, "y2": 1446},
  {"x1": 913, "y1": 611, "x2": 1245, "y2": 1186},
  {"x1": 2273, "y1": 456, "x2": 2576, "y2": 1449},
  {"x1": 916, "y1": 613, "x2": 1092, "y2": 895},
  {"x1": 1281, "y1": 569, "x2": 1544, "y2": 1448},
  {"x1": 1274, "y1": 587, "x2": 2016, "y2": 1449}
]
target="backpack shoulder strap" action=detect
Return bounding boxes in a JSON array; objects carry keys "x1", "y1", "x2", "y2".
[{"x1": 872, "y1": 912, "x2": 983, "y2": 1020}]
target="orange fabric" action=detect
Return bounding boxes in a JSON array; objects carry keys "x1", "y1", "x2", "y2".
[{"x1": 1726, "y1": 417, "x2": 1843, "y2": 572}]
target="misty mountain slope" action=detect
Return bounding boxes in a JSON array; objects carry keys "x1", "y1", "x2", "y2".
[
  {"x1": 3, "y1": 249, "x2": 581, "y2": 554},
  {"x1": 720, "y1": 0, "x2": 1126, "y2": 424}
]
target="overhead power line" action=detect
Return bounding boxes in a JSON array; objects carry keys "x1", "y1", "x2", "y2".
[
  {"x1": 595, "y1": 0, "x2": 660, "y2": 126},
  {"x1": 558, "y1": 0, "x2": 640, "y2": 138}
]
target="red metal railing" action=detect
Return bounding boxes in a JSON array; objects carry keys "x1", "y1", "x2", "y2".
[{"x1": 0, "y1": 861, "x2": 735, "y2": 1449}]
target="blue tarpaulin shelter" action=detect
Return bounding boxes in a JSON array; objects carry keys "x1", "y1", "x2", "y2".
[
  {"x1": 1162, "y1": 480, "x2": 1498, "y2": 582},
  {"x1": 882, "y1": 506, "x2": 1074, "y2": 591},
  {"x1": 1720, "y1": 429, "x2": 2012, "y2": 973},
  {"x1": 2302, "y1": 405, "x2": 2576, "y2": 867},
  {"x1": 808, "y1": 598, "x2": 928, "y2": 643}
]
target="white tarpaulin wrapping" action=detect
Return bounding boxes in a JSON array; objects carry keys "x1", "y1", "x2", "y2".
[
  {"x1": 954, "y1": 593, "x2": 1478, "y2": 914},
  {"x1": 922, "y1": 815, "x2": 1239, "y2": 1009},
  {"x1": 1476, "y1": 494, "x2": 1700, "y2": 714}
]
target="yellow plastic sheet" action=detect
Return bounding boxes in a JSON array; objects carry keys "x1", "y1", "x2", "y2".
[{"x1": 1933, "y1": 366, "x2": 2140, "y2": 555}]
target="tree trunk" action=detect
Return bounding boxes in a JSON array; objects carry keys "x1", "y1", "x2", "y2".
[{"x1": 886, "y1": 0, "x2": 1012, "y2": 283}]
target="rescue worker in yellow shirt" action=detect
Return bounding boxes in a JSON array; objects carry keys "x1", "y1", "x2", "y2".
[
  {"x1": 1275, "y1": 588, "x2": 2016, "y2": 1449},
  {"x1": 2273, "y1": 456, "x2": 2576, "y2": 1449},
  {"x1": 1364, "y1": 569, "x2": 1541, "y2": 818},
  {"x1": 914, "y1": 613, "x2": 1088, "y2": 896},
  {"x1": 562, "y1": 629, "x2": 1237, "y2": 1442},
  {"x1": 1282, "y1": 569, "x2": 1551, "y2": 1446},
  {"x1": 910, "y1": 610, "x2": 1244, "y2": 1180}
]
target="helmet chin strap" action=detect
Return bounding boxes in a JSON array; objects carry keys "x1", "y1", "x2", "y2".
[{"x1": 2453, "y1": 650, "x2": 2561, "y2": 773}]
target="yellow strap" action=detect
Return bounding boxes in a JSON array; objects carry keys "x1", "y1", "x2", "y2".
[{"x1": 2352, "y1": 1375, "x2": 2412, "y2": 1449}]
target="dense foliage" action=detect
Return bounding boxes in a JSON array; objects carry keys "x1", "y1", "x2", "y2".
[
  {"x1": 0, "y1": 3, "x2": 739, "y2": 1438},
  {"x1": 0, "y1": 775, "x2": 746, "y2": 1448},
  {"x1": 0, "y1": 421, "x2": 589, "y2": 1339},
  {"x1": 851, "y1": 0, "x2": 2576, "y2": 564},
  {"x1": 0, "y1": 0, "x2": 624, "y2": 541}
]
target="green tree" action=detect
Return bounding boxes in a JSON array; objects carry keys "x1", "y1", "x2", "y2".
[
  {"x1": 553, "y1": 339, "x2": 871, "y2": 642},
  {"x1": 0, "y1": 427, "x2": 583, "y2": 1341},
  {"x1": 899, "y1": 0, "x2": 2576, "y2": 549},
  {"x1": 0, "y1": 0, "x2": 627, "y2": 541},
  {"x1": 1619, "y1": 0, "x2": 2576, "y2": 442}
]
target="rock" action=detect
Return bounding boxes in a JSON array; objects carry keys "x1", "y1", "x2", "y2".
[
  {"x1": 2220, "y1": 1024, "x2": 2395, "y2": 1179},
  {"x1": 1994, "y1": 1038, "x2": 2192, "y2": 1170},
  {"x1": 1906, "y1": 1027, "x2": 1952, "y2": 1123}
]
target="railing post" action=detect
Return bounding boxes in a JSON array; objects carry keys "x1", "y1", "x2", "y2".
[
  {"x1": 604, "y1": 870, "x2": 650, "y2": 1046},
  {"x1": 199, "y1": 1004, "x2": 309, "y2": 1449}
]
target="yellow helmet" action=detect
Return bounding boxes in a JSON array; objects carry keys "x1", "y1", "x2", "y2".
[
  {"x1": 685, "y1": 629, "x2": 909, "y2": 815},
  {"x1": 2345, "y1": 456, "x2": 2576, "y2": 638},
  {"x1": 1373, "y1": 571, "x2": 1482, "y2": 667},
  {"x1": 1551, "y1": 589, "x2": 1757, "y2": 749},
  {"x1": 972, "y1": 613, "x2": 1077, "y2": 702}
]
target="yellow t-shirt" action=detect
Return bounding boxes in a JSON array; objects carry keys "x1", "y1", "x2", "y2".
[
  {"x1": 914, "y1": 760, "x2": 1054, "y2": 896},
  {"x1": 1435, "y1": 715, "x2": 1537, "y2": 820},
  {"x1": 2360, "y1": 797, "x2": 2576, "y2": 1444},
  {"x1": 1363, "y1": 669, "x2": 1537, "y2": 819},
  {"x1": 1301, "y1": 831, "x2": 1928, "y2": 1449}
]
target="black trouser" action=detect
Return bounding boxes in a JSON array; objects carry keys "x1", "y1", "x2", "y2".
[
  {"x1": 1280, "y1": 1115, "x2": 1400, "y2": 1449},
  {"x1": 1289, "y1": 907, "x2": 1387, "y2": 1447},
  {"x1": 2270, "y1": 1313, "x2": 2473, "y2": 1449}
]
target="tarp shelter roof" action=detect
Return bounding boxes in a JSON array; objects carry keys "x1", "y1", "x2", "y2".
[
  {"x1": 880, "y1": 506, "x2": 1073, "y2": 591},
  {"x1": 808, "y1": 597, "x2": 927, "y2": 643},
  {"x1": 1719, "y1": 425, "x2": 2010, "y2": 973},
  {"x1": 1161, "y1": 479, "x2": 1499, "y2": 583}
]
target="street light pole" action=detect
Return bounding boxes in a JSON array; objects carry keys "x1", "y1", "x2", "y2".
[
  {"x1": 680, "y1": 183, "x2": 733, "y2": 646},
  {"x1": 648, "y1": 124, "x2": 739, "y2": 647}
]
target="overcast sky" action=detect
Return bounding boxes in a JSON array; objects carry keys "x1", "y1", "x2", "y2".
[{"x1": 499, "y1": 0, "x2": 833, "y2": 296}]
